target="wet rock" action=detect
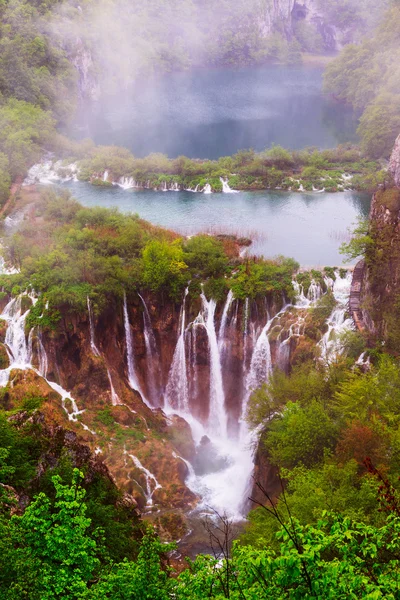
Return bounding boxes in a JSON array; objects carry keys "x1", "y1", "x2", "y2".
[{"x1": 0, "y1": 343, "x2": 9, "y2": 369}]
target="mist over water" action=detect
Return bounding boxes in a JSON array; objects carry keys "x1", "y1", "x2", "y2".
[{"x1": 73, "y1": 65, "x2": 359, "y2": 159}]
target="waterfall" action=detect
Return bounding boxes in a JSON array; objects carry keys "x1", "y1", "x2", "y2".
[
  {"x1": 127, "y1": 453, "x2": 162, "y2": 507},
  {"x1": 162, "y1": 181, "x2": 167, "y2": 192},
  {"x1": 37, "y1": 330, "x2": 48, "y2": 378},
  {"x1": 200, "y1": 292, "x2": 227, "y2": 438},
  {"x1": 123, "y1": 292, "x2": 145, "y2": 399},
  {"x1": 118, "y1": 176, "x2": 135, "y2": 190},
  {"x1": 241, "y1": 316, "x2": 273, "y2": 431},
  {"x1": 103, "y1": 170, "x2": 109, "y2": 182},
  {"x1": 3, "y1": 297, "x2": 32, "y2": 367},
  {"x1": 220, "y1": 177, "x2": 239, "y2": 193},
  {"x1": 307, "y1": 281, "x2": 322, "y2": 303},
  {"x1": 87, "y1": 297, "x2": 101, "y2": 357},
  {"x1": 107, "y1": 369, "x2": 120, "y2": 406},
  {"x1": 318, "y1": 271, "x2": 353, "y2": 363},
  {"x1": 186, "y1": 184, "x2": 199, "y2": 193},
  {"x1": 203, "y1": 183, "x2": 212, "y2": 194},
  {"x1": 292, "y1": 280, "x2": 310, "y2": 307},
  {"x1": 190, "y1": 323, "x2": 199, "y2": 401},
  {"x1": 138, "y1": 293, "x2": 160, "y2": 406},
  {"x1": 218, "y1": 289, "x2": 234, "y2": 350},
  {"x1": 165, "y1": 288, "x2": 189, "y2": 413}
]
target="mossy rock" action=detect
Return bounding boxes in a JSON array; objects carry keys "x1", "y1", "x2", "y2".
[
  {"x1": 0, "y1": 319, "x2": 7, "y2": 342},
  {"x1": 0, "y1": 344, "x2": 9, "y2": 369},
  {"x1": 21, "y1": 296, "x2": 33, "y2": 313},
  {"x1": 376, "y1": 187, "x2": 400, "y2": 213}
]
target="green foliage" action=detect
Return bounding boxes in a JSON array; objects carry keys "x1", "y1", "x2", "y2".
[
  {"x1": 183, "y1": 235, "x2": 228, "y2": 278},
  {"x1": 230, "y1": 257, "x2": 298, "y2": 301},
  {"x1": 265, "y1": 400, "x2": 339, "y2": 469},
  {"x1": 175, "y1": 510, "x2": 400, "y2": 599},
  {"x1": 141, "y1": 239, "x2": 188, "y2": 299},
  {"x1": 340, "y1": 217, "x2": 373, "y2": 260},
  {"x1": 324, "y1": 4, "x2": 400, "y2": 158}
]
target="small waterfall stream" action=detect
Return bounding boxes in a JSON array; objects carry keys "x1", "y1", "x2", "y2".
[
  {"x1": 165, "y1": 288, "x2": 190, "y2": 413},
  {"x1": 138, "y1": 293, "x2": 161, "y2": 406},
  {"x1": 123, "y1": 291, "x2": 148, "y2": 404},
  {"x1": 126, "y1": 452, "x2": 162, "y2": 507}
]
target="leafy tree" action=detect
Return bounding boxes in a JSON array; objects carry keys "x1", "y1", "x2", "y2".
[
  {"x1": 265, "y1": 400, "x2": 339, "y2": 469},
  {"x1": 141, "y1": 239, "x2": 188, "y2": 299}
]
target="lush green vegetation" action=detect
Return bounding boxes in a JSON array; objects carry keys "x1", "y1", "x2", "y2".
[
  {"x1": 241, "y1": 354, "x2": 400, "y2": 551},
  {"x1": 0, "y1": 189, "x2": 298, "y2": 320},
  {"x1": 324, "y1": 1, "x2": 400, "y2": 157},
  {"x1": 66, "y1": 143, "x2": 387, "y2": 193},
  {"x1": 2, "y1": 424, "x2": 400, "y2": 598}
]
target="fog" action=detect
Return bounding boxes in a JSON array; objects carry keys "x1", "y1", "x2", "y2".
[{"x1": 45, "y1": 0, "x2": 390, "y2": 157}]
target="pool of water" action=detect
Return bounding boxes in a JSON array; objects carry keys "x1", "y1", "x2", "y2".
[
  {"x1": 61, "y1": 182, "x2": 371, "y2": 266},
  {"x1": 72, "y1": 65, "x2": 359, "y2": 159}
]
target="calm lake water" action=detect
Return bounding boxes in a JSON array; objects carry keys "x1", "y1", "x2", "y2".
[
  {"x1": 62, "y1": 182, "x2": 371, "y2": 266},
  {"x1": 74, "y1": 65, "x2": 359, "y2": 159}
]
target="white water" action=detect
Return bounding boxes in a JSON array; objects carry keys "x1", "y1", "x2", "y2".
[
  {"x1": 103, "y1": 170, "x2": 109, "y2": 182},
  {"x1": 318, "y1": 271, "x2": 353, "y2": 363},
  {"x1": 241, "y1": 315, "x2": 273, "y2": 435},
  {"x1": 107, "y1": 369, "x2": 120, "y2": 406},
  {"x1": 138, "y1": 293, "x2": 160, "y2": 406},
  {"x1": 203, "y1": 183, "x2": 212, "y2": 194},
  {"x1": 118, "y1": 176, "x2": 136, "y2": 190},
  {"x1": 123, "y1": 291, "x2": 147, "y2": 402},
  {"x1": 218, "y1": 289, "x2": 234, "y2": 350},
  {"x1": 165, "y1": 288, "x2": 189, "y2": 413},
  {"x1": 200, "y1": 293, "x2": 227, "y2": 439},
  {"x1": 0, "y1": 294, "x2": 96, "y2": 432},
  {"x1": 23, "y1": 159, "x2": 79, "y2": 186},
  {"x1": 220, "y1": 177, "x2": 239, "y2": 193}
]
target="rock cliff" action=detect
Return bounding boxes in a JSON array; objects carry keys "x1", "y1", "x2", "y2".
[{"x1": 389, "y1": 133, "x2": 400, "y2": 188}]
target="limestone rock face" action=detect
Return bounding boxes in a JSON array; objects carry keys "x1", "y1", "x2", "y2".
[
  {"x1": 256, "y1": 0, "x2": 353, "y2": 51},
  {"x1": 389, "y1": 133, "x2": 400, "y2": 188}
]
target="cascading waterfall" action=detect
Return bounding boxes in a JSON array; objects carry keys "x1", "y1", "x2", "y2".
[
  {"x1": 123, "y1": 291, "x2": 147, "y2": 402},
  {"x1": 3, "y1": 297, "x2": 32, "y2": 368},
  {"x1": 200, "y1": 292, "x2": 227, "y2": 438},
  {"x1": 243, "y1": 297, "x2": 250, "y2": 370},
  {"x1": 37, "y1": 330, "x2": 48, "y2": 378},
  {"x1": 203, "y1": 183, "x2": 212, "y2": 194},
  {"x1": 307, "y1": 281, "x2": 322, "y2": 303},
  {"x1": 0, "y1": 294, "x2": 95, "y2": 432},
  {"x1": 218, "y1": 289, "x2": 234, "y2": 351},
  {"x1": 107, "y1": 369, "x2": 120, "y2": 406},
  {"x1": 138, "y1": 293, "x2": 161, "y2": 406},
  {"x1": 118, "y1": 176, "x2": 135, "y2": 190},
  {"x1": 220, "y1": 177, "x2": 239, "y2": 193},
  {"x1": 242, "y1": 316, "x2": 273, "y2": 430},
  {"x1": 103, "y1": 170, "x2": 109, "y2": 182},
  {"x1": 165, "y1": 288, "x2": 190, "y2": 413},
  {"x1": 318, "y1": 271, "x2": 353, "y2": 363},
  {"x1": 127, "y1": 453, "x2": 162, "y2": 507}
]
